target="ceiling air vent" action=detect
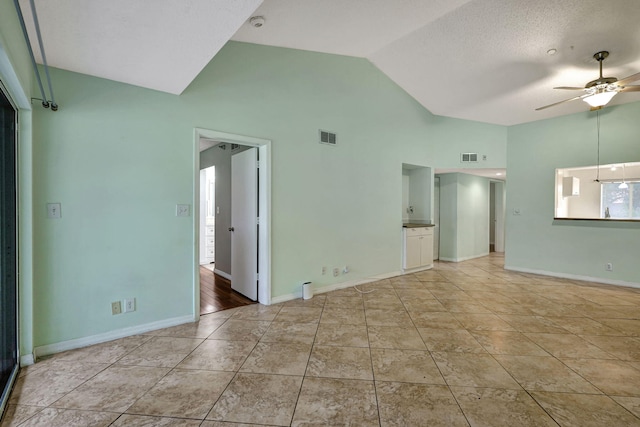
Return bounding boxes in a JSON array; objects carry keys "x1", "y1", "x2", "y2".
[
  {"x1": 319, "y1": 130, "x2": 337, "y2": 146},
  {"x1": 461, "y1": 152, "x2": 478, "y2": 163}
]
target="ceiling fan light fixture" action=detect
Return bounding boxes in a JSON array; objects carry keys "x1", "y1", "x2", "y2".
[
  {"x1": 583, "y1": 90, "x2": 617, "y2": 107},
  {"x1": 618, "y1": 164, "x2": 628, "y2": 189}
]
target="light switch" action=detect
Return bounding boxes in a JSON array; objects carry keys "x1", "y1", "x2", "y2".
[
  {"x1": 47, "y1": 203, "x2": 62, "y2": 219},
  {"x1": 176, "y1": 204, "x2": 190, "y2": 217}
]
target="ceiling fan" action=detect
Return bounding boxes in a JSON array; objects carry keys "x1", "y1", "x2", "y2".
[{"x1": 536, "y1": 51, "x2": 640, "y2": 111}]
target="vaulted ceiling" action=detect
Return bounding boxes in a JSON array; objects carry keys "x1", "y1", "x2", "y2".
[{"x1": 18, "y1": 0, "x2": 640, "y2": 125}]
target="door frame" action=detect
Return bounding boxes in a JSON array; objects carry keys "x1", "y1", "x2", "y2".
[
  {"x1": 2, "y1": 39, "x2": 35, "y2": 368},
  {"x1": 489, "y1": 180, "x2": 506, "y2": 253},
  {"x1": 0, "y1": 79, "x2": 20, "y2": 416},
  {"x1": 193, "y1": 128, "x2": 271, "y2": 318}
]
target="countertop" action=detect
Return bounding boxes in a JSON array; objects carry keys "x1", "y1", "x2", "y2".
[{"x1": 402, "y1": 223, "x2": 435, "y2": 228}]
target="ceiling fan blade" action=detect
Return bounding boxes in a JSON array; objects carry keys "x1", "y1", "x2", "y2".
[
  {"x1": 616, "y1": 72, "x2": 640, "y2": 86},
  {"x1": 619, "y1": 85, "x2": 640, "y2": 92},
  {"x1": 553, "y1": 86, "x2": 585, "y2": 90},
  {"x1": 535, "y1": 94, "x2": 588, "y2": 111}
]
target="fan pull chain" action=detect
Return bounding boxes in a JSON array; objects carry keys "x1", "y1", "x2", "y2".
[{"x1": 596, "y1": 109, "x2": 601, "y2": 182}]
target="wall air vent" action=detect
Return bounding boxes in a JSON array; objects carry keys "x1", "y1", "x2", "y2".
[
  {"x1": 319, "y1": 130, "x2": 337, "y2": 146},
  {"x1": 461, "y1": 152, "x2": 478, "y2": 163}
]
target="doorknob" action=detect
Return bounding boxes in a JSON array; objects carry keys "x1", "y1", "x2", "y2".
[{"x1": 228, "y1": 227, "x2": 235, "y2": 232}]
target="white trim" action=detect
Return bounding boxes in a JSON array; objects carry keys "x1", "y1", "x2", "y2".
[
  {"x1": 439, "y1": 252, "x2": 490, "y2": 263},
  {"x1": 504, "y1": 265, "x2": 640, "y2": 290},
  {"x1": 0, "y1": 72, "x2": 27, "y2": 408},
  {"x1": 193, "y1": 128, "x2": 272, "y2": 309},
  {"x1": 20, "y1": 354, "x2": 34, "y2": 366},
  {"x1": 214, "y1": 269, "x2": 231, "y2": 281},
  {"x1": 402, "y1": 264, "x2": 433, "y2": 274},
  {"x1": 33, "y1": 315, "x2": 193, "y2": 359},
  {"x1": 270, "y1": 271, "x2": 403, "y2": 304},
  {"x1": 0, "y1": 42, "x2": 31, "y2": 109}
]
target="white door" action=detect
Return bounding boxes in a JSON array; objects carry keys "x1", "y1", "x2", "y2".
[{"x1": 231, "y1": 148, "x2": 258, "y2": 300}]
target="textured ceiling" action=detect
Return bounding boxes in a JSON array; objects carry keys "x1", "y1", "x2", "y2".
[
  {"x1": 18, "y1": 0, "x2": 640, "y2": 124},
  {"x1": 367, "y1": 0, "x2": 640, "y2": 125},
  {"x1": 232, "y1": 0, "x2": 473, "y2": 57},
  {"x1": 18, "y1": 0, "x2": 263, "y2": 94}
]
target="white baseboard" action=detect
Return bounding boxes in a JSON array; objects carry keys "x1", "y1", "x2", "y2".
[
  {"x1": 270, "y1": 271, "x2": 403, "y2": 305},
  {"x1": 214, "y1": 269, "x2": 231, "y2": 281},
  {"x1": 270, "y1": 292, "x2": 300, "y2": 305},
  {"x1": 20, "y1": 353, "x2": 35, "y2": 366},
  {"x1": 439, "y1": 252, "x2": 490, "y2": 263},
  {"x1": 504, "y1": 265, "x2": 640, "y2": 289},
  {"x1": 33, "y1": 314, "x2": 194, "y2": 360},
  {"x1": 402, "y1": 264, "x2": 433, "y2": 274}
]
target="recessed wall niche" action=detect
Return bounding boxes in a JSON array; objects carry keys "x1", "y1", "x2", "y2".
[{"x1": 402, "y1": 163, "x2": 432, "y2": 224}]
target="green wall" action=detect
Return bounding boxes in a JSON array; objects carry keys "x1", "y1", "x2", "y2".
[
  {"x1": 28, "y1": 41, "x2": 507, "y2": 349},
  {"x1": 438, "y1": 173, "x2": 458, "y2": 260},
  {"x1": 437, "y1": 173, "x2": 490, "y2": 261},
  {"x1": 505, "y1": 103, "x2": 640, "y2": 284}
]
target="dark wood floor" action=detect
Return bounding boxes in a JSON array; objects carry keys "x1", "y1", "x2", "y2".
[{"x1": 200, "y1": 265, "x2": 256, "y2": 315}]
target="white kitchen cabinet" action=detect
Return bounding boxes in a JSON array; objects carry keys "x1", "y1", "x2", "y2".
[{"x1": 403, "y1": 226, "x2": 434, "y2": 271}]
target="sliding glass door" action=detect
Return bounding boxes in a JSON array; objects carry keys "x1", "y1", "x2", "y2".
[{"x1": 0, "y1": 83, "x2": 18, "y2": 414}]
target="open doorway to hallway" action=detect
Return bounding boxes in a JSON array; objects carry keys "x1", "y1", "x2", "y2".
[
  {"x1": 198, "y1": 143, "x2": 257, "y2": 314},
  {"x1": 196, "y1": 129, "x2": 272, "y2": 316}
]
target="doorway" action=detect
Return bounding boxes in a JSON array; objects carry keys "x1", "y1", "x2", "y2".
[
  {"x1": 489, "y1": 180, "x2": 505, "y2": 253},
  {"x1": 198, "y1": 144, "x2": 257, "y2": 314},
  {"x1": 0, "y1": 83, "x2": 18, "y2": 416},
  {"x1": 194, "y1": 129, "x2": 271, "y2": 319}
]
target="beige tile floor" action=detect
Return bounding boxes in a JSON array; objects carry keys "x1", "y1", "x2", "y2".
[{"x1": 3, "y1": 253, "x2": 640, "y2": 426}]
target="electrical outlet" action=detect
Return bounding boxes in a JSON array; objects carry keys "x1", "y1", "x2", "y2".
[
  {"x1": 321, "y1": 266, "x2": 327, "y2": 275},
  {"x1": 47, "y1": 203, "x2": 62, "y2": 219},
  {"x1": 123, "y1": 298, "x2": 136, "y2": 313},
  {"x1": 333, "y1": 268, "x2": 339, "y2": 277},
  {"x1": 176, "y1": 204, "x2": 190, "y2": 217},
  {"x1": 111, "y1": 301, "x2": 122, "y2": 315},
  {"x1": 606, "y1": 263, "x2": 613, "y2": 271}
]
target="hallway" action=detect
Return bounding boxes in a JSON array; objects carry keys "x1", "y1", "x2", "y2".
[{"x1": 200, "y1": 265, "x2": 255, "y2": 315}]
